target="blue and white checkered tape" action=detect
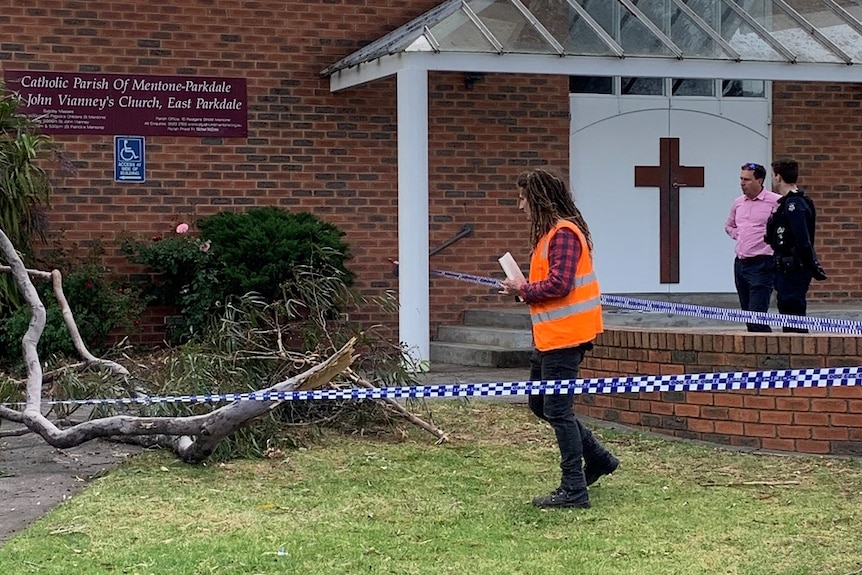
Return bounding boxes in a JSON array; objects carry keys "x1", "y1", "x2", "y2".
[
  {"x1": 429, "y1": 268, "x2": 862, "y2": 334},
  {"x1": 11, "y1": 365, "x2": 860, "y2": 407}
]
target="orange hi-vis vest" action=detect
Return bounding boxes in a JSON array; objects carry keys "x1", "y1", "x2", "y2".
[{"x1": 529, "y1": 220, "x2": 603, "y2": 352}]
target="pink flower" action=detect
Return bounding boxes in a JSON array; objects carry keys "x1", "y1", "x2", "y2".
[
  {"x1": 199, "y1": 240, "x2": 211, "y2": 253},
  {"x1": 85, "y1": 282, "x2": 94, "y2": 290},
  {"x1": 176, "y1": 223, "x2": 190, "y2": 234}
]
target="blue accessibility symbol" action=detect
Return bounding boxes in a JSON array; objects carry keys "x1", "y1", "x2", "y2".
[{"x1": 114, "y1": 136, "x2": 145, "y2": 182}]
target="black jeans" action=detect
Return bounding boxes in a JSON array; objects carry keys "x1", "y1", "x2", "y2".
[
  {"x1": 528, "y1": 346, "x2": 606, "y2": 492},
  {"x1": 775, "y1": 266, "x2": 813, "y2": 333},
  {"x1": 734, "y1": 256, "x2": 774, "y2": 332}
]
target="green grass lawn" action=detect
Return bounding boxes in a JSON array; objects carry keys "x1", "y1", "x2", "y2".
[{"x1": 2, "y1": 400, "x2": 861, "y2": 575}]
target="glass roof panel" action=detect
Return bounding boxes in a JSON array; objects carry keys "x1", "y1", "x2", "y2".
[
  {"x1": 577, "y1": 0, "x2": 677, "y2": 57},
  {"x1": 321, "y1": 0, "x2": 862, "y2": 77},
  {"x1": 837, "y1": 0, "x2": 862, "y2": 18},
  {"x1": 422, "y1": 7, "x2": 498, "y2": 53},
  {"x1": 719, "y1": 0, "x2": 795, "y2": 62},
  {"x1": 469, "y1": 0, "x2": 555, "y2": 54},
  {"x1": 783, "y1": 0, "x2": 862, "y2": 61},
  {"x1": 522, "y1": 0, "x2": 619, "y2": 56},
  {"x1": 663, "y1": 0, "x2": 734, "y2": 59},
  {"x1": 738, "y1": 0, "x2": 844, "y2": 63}
]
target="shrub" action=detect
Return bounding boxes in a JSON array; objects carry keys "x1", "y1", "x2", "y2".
[
  {"x1": 121, "y1": 226, "x2": 222, "y2": 339},
  {"x1": 197, "y1": 207, "x2": 353, "y2": 301},
  {"x1": 123, "y1": 209, "x2": 354, "y2": 341},
  {"x1": 0, "y1": 80, "x2": 54, "y2": 316}
]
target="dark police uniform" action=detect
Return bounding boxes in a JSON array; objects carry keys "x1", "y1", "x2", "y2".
[{"x1": 764, "y1": 189, "x2": 827, "y2": 333}]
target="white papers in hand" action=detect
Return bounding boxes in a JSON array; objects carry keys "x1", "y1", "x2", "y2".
[{"x1": 498, "y1": 252, "x2": 526, "y2": 283}]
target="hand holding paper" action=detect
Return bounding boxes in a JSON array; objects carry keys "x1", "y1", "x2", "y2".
[{"x1": 498, "y1": 252, "x2": 527, "y2": 298}]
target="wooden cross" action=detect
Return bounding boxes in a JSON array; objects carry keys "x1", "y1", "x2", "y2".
[{"x1": 634, "y1": 137, "x2": 705, "y2": 284}]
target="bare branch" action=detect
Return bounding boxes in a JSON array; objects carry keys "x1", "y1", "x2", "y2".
[
  {"x1": 0, "y1": 263, "x2": 128, "y2": 377},
  {"x1": 346, "y1": 369, "x2": 448, "y2": 442},
  {"x1": 0, "y1": 230, "x2": 48, "y2": 416},
  {"x1": 48, "y1": 269, "x2": 129, "y2": 375},
  {"x1": 0, "y1": 265, "x2": 52, "y2": 280},
  {"x1": 0, "y1": 427, "x2": 32, "y2": 437},
  {"x1": 0, "y1": 406, "x2": 25, "y2": 423},
  {"x1": 1, "y1": 228, "x2": 358, "y2": 463}
]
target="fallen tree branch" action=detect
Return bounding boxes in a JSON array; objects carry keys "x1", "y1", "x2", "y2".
[
  {"x1": 345, "y1": 369, "x2": 448, "y2": 443},
  {"x1": 2, "y1": 228, "x2": 359, "y2": 463},
  {"x1": 0, "y1": 265, "x2": 128, "y2": 378},
  {"x1": 0, "y1": 427, "x2": 32, "y2": 437},
  {"x1": 13, "y1": 340, "x2": 355, "y2": 462},
  {"x1": 0, "y1": 405, "x2": 25, "y2": 423}
]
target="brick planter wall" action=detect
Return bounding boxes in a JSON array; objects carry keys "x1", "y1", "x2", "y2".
[{"x1": 580, "y1": 329, "x2": 862, "y2": 456}]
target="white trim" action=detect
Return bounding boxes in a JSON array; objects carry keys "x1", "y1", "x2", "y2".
[{"x1": 329, "y1": 52, "x2": 862, "y2": 92}]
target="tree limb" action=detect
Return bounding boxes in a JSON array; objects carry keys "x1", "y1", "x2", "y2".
[
  {"x1": 0, "y1": 264, "x2": 128, "y2": 377},
  {"x1": 0, "y1": 427, "x2": 32, "y2": 437},
  {"x1": 2, "y1": 228, "x2": 357, "y2": 463},
  {"x1": 0, "y1": 405, "x2": 25, "y2": 422},
  {"x1": 345, "y1": 369, "x2": 448, "y2": 443}
]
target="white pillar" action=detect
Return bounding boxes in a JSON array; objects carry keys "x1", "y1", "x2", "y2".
[{"x1": 396, "y1": 67, "x2": 430, "y2": 368}]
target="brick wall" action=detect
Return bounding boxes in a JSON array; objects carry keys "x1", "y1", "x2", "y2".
[
  {"x1": 0, "y1": 1, "x2": 569, "y2": 342},
  {"x1": 0, "y1": 3, "x2": 858, "y2": 349},
  {"x1": 772, "y1": 82, "x2": 862, "y2": 302},
  {"x1": 580, "y1": 328, "x2": 862, "y2": 456},
  {"x1": 427, "y1": 72, "x2": 569, "y2": 330}
]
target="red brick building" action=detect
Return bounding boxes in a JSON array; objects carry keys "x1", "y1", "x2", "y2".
[{"x1": 2, "y1": 0, "x2": 861, "y2": 356}]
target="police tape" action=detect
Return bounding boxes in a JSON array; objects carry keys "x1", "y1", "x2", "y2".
[
  {"x1": 6, "y1": 365, "x2": 860, "y2": 407},
  {"x1": 601, "y1": 294, "x2": 862, "y2": 334},
  {"x1": 429, "y1": 268, "x2": 862, "y2": 334}
]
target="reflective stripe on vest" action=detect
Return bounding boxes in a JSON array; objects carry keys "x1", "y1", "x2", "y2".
[{"x1": 532, "y1": 294, "x2": 602, "y2": 324}]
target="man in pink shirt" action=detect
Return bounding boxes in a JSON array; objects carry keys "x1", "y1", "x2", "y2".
[{"x1": 724, "y1": 162, "x2": 782, "y2": 332}]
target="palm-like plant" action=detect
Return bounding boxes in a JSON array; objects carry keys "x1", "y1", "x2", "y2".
[{"x1": 0, "y1": 80, "x2": 53, "y2": 315}]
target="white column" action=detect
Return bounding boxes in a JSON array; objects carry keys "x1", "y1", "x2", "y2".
[{"x1": 396, "y1": 67, "x2": 430, "y2": 368}]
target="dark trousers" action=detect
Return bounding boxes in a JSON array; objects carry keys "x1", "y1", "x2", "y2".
[
  {"x1": 734, "y1": 256, "x2": 774, "y2": 332},
  {"x1": 775, "y1": 267, "x2": 813, "y2": 333},
  {"x1": 528, "y1": 346, "x2": 609, "y2": 492}
]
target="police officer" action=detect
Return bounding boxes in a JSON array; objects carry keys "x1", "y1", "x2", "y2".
[{"x1": 765, "y1": 158, "x2": 827, "y2": 333}]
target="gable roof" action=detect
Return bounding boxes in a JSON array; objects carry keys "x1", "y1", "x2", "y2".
[{"x1": 323, "y1": 0, "x2": 862, "y2": 87}]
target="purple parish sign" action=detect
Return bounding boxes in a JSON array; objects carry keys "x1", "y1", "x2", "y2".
[{"x1": 3, "y1": 70, "x2": 247, "y2": 137}]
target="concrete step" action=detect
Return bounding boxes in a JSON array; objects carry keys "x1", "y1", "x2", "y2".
[
  {"x1": 436, "y1": 324, "x2": 534, "y2": 348},
  {"x1": 613, "y1": 292, "x2": 742, "y2": 306},
  {"x1": 429, "y1": 341, "x2": 532, "y2": 368},
  {"x1": 602, "y1": 308, "x2": 746, "y2": 329},
  {"x1": 433, "y1": 295, "x2": 862, "y2": 368},
  {"x1": 463, "y1": 308, "x2": 531, "y2": 330}
]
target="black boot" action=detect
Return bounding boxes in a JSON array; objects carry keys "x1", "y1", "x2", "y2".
[
  {"x1": 532, "y1": 487, "x2": 591, "y2": 509},
  {"x1": 533, "y1": 465, "x2": 590, "y2": 509},
  {"x1": 584, "y1": 454, "x2": 619, "y2": 487}
]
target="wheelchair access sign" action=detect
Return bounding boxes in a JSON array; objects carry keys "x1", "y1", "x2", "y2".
[{"x1": 114, "y1": 136, "x2": 145, "y2": 182}]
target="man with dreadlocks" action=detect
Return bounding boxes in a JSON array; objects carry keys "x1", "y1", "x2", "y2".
[{"x1": 501, "y1": 169, "x2": 619, "y2": 509}]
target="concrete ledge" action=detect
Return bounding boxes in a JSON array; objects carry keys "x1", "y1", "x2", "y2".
[{"x1": 430, "y1": 342, "x2": 532, "y2": 368}]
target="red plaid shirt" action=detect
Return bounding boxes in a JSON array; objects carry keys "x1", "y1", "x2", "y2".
[{"x1": 522, "y1": 227, "x2": 580, "y2": 304}]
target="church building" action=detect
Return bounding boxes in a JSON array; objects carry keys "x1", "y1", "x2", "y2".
[{"x1": 2, "y1": 0, "x2": 861, "y2": 362}]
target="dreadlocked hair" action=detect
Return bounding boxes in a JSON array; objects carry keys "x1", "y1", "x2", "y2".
[{"x1": 519, "y1": 169, "x2": 593, "y2": 253}]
